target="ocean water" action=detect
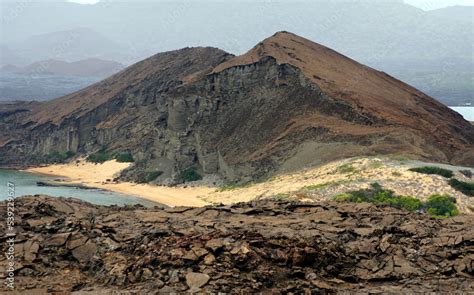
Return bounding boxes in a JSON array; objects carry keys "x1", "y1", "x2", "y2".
[
  {"x1": 451, "y1": 106, "x2": 474, "y2": 121},
  {"x1": 0, "y1": 169, "x2": 158, "y2": 207}
]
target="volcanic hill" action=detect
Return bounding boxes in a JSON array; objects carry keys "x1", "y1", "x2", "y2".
[{"x1": 1, "y1": 32, "x2": 473, "y2": 183}]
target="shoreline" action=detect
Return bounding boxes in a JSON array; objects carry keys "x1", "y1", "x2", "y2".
[
  {"x1": 18, "y1": 156, "x2": 474, "y2": 213},
  {"x1": 25, "y1": 160, "x2": 212, "y2": 207}
]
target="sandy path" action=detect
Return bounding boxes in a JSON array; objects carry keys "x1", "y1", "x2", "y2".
[{"x1": 25, "y1": 160, "x2": 212, "y2": 207}]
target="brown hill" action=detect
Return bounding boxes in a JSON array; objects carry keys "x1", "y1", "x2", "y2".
[
  {"x1": 213, "y1": 32, "x2": 472, "y2": 155},
  {"x1": 0, "y1": 32, "x2": 473, "y2": 182}
]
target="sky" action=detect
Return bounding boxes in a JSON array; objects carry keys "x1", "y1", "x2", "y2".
[
  {"x1": 404, "y1": 0, "x2": 474, "y2": 9},
  {"x1": 66, "y1": 0, "x2": 474, "y2": 10}
]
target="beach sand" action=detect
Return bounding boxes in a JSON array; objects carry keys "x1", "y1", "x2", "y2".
[
  {"x1": 26, "y1": 160, "x2": 212, "y2": 207},
  {"x1": 25, "y1": 157, "x2": 474, "y2": 213}
]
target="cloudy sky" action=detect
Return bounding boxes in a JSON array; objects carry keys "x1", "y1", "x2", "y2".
[{"x1": 65, "y1": 0, "x2": 474, "y2": 10}]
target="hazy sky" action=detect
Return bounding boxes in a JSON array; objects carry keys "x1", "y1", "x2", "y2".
[
  {"x1": 66, "y1": 0, "x2": 474, "y2": 10},
  {"x1": 404, "y1": 0, "x2": 474, "y2": 9}
]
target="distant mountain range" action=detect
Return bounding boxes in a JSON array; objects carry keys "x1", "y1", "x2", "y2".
[
  {"x1": 0, "y1": 1, "x2": 472, "y2": 105},
  {"x1": 0, "y1": 58, "x2": 124, "y2": 77},
  {"x1": 0, "y1": 28, "x2": 126, "y2": 66},
  {"x1": 0, "y1": 57, "x2": 124, "y2": 102}
]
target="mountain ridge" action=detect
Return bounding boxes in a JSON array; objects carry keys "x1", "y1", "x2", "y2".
[
  {"x1": 0, "y1": 32, "x2": 472, "y2": 183},
  {"x1": 213, "y1": 31, "x2": 472, "y2": 148},
  {"x1": 1, "y1": 1, "x2": 472, "y2": 105}
]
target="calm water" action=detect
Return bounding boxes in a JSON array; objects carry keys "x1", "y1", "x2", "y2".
[
  {"x1": 451, "y1": 106, "x2": 474, "y2": 121},
  {"x1": 0, "y1": 169, "x2": 158, "y2": 207}
]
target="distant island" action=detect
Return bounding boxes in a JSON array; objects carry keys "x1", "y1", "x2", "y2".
[{"x1": 0, "y1": 58, "x2": 124, "y2": 77}]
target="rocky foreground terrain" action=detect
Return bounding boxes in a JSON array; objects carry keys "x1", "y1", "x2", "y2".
[{"x1": 1, "y1": 196, "x2": 473, "y2": 293}]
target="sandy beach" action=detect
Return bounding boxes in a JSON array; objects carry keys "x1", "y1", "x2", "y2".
[
  {"x1": 25, "y1": 157, "x2": 474, "y2": 213},
  {"x1": 25, "y1": 160, "x2": 213, "y2": 207}
]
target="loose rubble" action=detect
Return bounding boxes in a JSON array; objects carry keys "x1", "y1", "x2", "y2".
[{"x1": 1, "y1": 195, "x2": 473, "y2": 293}]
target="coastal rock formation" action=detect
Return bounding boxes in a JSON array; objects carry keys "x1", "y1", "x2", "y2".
[
  {"x1": 1, "y1": 195, "x2": 473, "y2": 293},
  {"x1": 1, "y1": 32, "x2": 473, "y2": 183}
]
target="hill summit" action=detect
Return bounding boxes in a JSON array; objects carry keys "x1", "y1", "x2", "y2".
[{"x1": 1, "y1": 32, "x2": 473, "y2": 183}]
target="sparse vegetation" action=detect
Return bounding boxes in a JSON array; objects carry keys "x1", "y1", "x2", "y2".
[
  {"x1": 338, "y1": 163, "x2": 357, "y2": 174},
  {"x1": 448, "y1": 179, "x2": 474, "y2": 196},
  {"x1": 424, "y1": 195, "x2": 459, "y2": 218},
  {"x1": 114, "y1": 152, "x2": 134, "y2": 163},
  {"x1": 392, "y1": 196, "x2": 424, "y2": 211},
  {"x1": 86, "y1": 150, "x2": 135, "y2": 163},
  {"x1": 333, "y1": 193, "x2": 352, "y2": 202},
  {"x1": 409, "y1": 166, "x2": 454, "y2": 178},
  {"x1": 302, "y1": 180, "x2": 347, "y2": 191},
  {"x1": 332, "y1": 183, "x2": 459, "y2": 218},
  {"x1": 86, "y1": 150, "x2": 112, "y2": 163},
  {"x1": 47, "y1": 151, "x2": 76, "y2": 163},
  {"x1": 391, "y1": 171, "x2": 402, "y2": 177},
  {"x1": 272, "y1": 192, "x2": 291, "y2": 201},
  {"x1": 137, "y1": 171, "x2": 163, "y2": 184},
  {"x1": 369, "y1": 160, "x2": 383, "y2": 169},
  {"x1": 216, "y1": 182, "x2": 252, "y2": 192},
  {"x1": 332, "y1": 183, "x2": 422, "y2": 211},
  {"x1": 179, "y1": 167, "x2": 202, "y2": 182}
]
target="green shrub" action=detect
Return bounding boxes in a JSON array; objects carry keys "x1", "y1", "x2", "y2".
[
  {"x1": 448, "y1": 179, "x2": 474, "y2": 196},
  {"x1": 333, "y1": 193, "x2": 352, "y2": 202},
  {"x1": 332, "y1": 183, "x2": 420, "y2": 212},
  {"x1": 344, "y1": 182, "x2": 395, "y2": 204},
  {"x1": 179, "y1": 167, "x2": 202, "y2": 182},
  {"x1": 409, "y1": 166, "x2": 453, "y2": 178},
  {"x1": 87, "y1": 150, "x2": 111, "y2": 163},
  {"x1": 332, "y1": 183, "x2": 394, "y2": 204},
  {"x1": 387, "y1": 195, "x2": 423, "y2": 211},
  {"x1": 47, "y1": 151, "x2": 76, "y2": 163},
  {"x1": 137, "y1": 171, "x2": 163, "y2": 184},
  {"x1": 338, "y1": 163, "x2": 357, "y2": 174},
  {"x1": 114, "y1": 152, "x2": 134, "y2": 163},
  {"x1": 332, "y1": 184, "x2": 459, "y2": 218},
  {"x1": 424, "y1": 195, "x2": 459, "y2": 218}
]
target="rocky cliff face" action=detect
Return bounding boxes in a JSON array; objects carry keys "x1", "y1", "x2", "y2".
[{"x1": 1, "y1": 32, "x2": 473, "y2": 182}]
